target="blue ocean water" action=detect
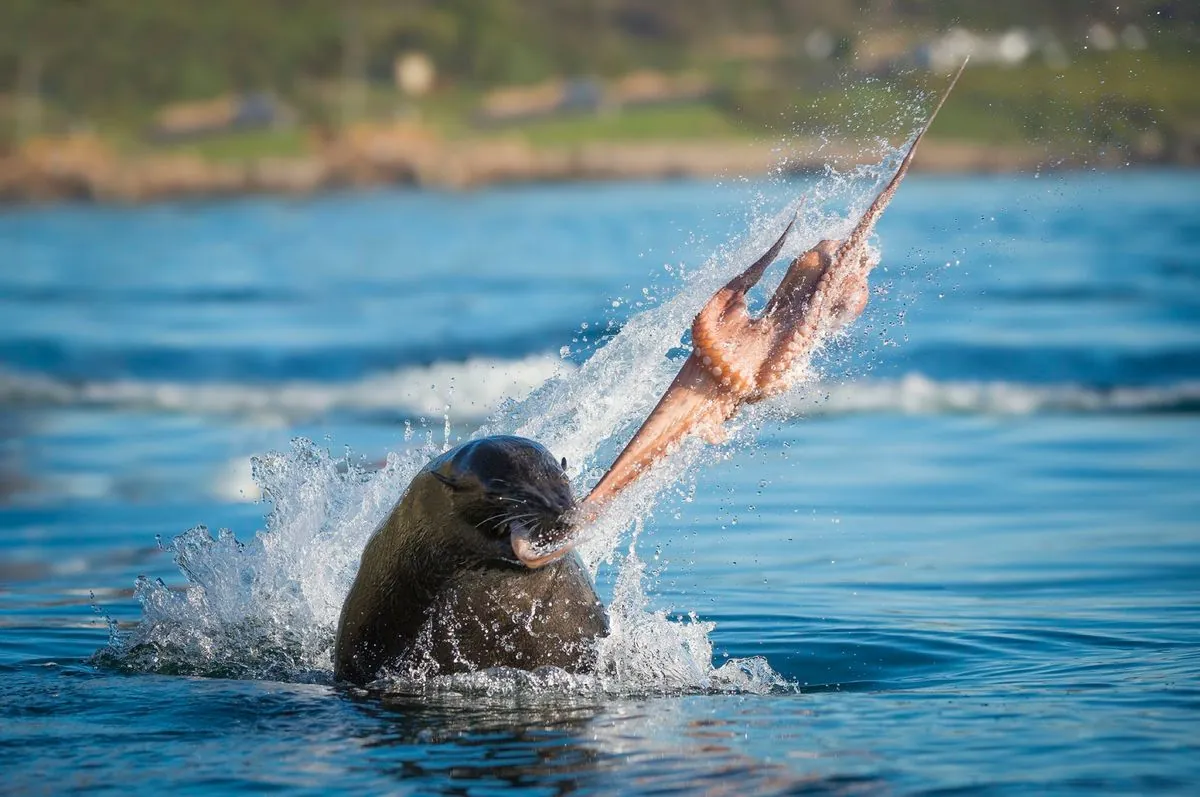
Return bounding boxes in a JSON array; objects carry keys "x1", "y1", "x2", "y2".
[{"x1": 1, "y1": 169, "x2": 1198, "y2": 794}]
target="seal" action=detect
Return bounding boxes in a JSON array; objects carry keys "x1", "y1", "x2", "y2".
[{"x1": 334, "y1": 435, "x2": 607, "y2": 684}]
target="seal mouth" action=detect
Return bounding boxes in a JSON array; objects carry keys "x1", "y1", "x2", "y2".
[{"x1": 509, "y1": 517, "x2": 581, "y2": 569}]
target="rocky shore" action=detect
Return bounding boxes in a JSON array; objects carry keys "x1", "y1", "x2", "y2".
[{"x1": 0, "y1": 124, "x2": 1189, "y2": 206}]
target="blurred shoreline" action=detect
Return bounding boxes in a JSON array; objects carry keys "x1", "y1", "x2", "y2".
[
  {"x1": 5, "y1": 4, "x2": 1196, "y2": 207},
  {"x1": 0, "y1": 129, "x2": 1187, "y2": 205}
]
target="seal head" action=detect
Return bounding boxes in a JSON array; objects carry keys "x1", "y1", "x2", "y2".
[{"x1": 333, "y1": 435, "x2": 607, "y2": 685}]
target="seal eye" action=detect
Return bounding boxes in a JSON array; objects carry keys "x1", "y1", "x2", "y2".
[
  {"x1": 561, "y1": 457, "x2": 568, "y2": 472},
  {"x1": 431, "y1": 470, "x2": 465, "y2": 491}
]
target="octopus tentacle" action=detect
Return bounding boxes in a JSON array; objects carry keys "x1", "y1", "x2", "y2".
[
  {"x1": 691, "y1": 312, "x2": 757, "y2": 395},
  {"x1": 723, "y1": 214, "x2": 797, "y2": 297},
  {"x1": 578, "y1": 60, "x2": 967, "y2": 515},
  {"x1": 833, "y1": 58, "x2": 967, "y2": 282}
]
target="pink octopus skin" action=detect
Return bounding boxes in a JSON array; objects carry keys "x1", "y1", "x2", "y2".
[{"x1": 514, "y1": 61, "x2": 967, "y2": 566}]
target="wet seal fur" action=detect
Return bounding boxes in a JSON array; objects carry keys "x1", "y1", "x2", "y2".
[{"x1": 334, "y1": 435, "x2": 607, "y2": 685}]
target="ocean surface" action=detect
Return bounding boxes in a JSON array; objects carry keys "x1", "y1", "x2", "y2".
[{"x1": 1, "y1": 167, "x2": 1198, "y2": 795}]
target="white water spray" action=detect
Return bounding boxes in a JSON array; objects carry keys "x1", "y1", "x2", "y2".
[{"x1": 100, "y1": 152, "x2": 915, "y2": 695}]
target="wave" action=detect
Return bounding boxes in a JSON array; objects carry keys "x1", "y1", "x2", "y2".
[
  {"x1": 5, "y1": 361, "x2": 1200, "y2": 423},
  {"x1": 878, "y1": 343, "x2": 1200, "y2": 388},
  {"x1": 0, "y1": 327, "x2": 589, "y2": 383},
  {"x1": 0, "y1": 355, "x2": 568, "y2": 425},
  {"x1": 778, "y1": 373, "x2": 1200, "y2": 417}
]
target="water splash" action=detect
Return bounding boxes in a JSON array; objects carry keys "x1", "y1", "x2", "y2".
[
  {"x1": 97, "y1": 152, "x2": 911, "y2": 695},
  {"x1": 99, "y1": 441, "x2": 429, "y2": 681}
]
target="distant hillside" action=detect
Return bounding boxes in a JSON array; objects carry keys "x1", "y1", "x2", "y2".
[
  {"x1": 0, "y1": 0, "x2": 1197, "y2": 203},
  {"x1": 1, "y1": 1, "x2": 1195, "y2": 133}
]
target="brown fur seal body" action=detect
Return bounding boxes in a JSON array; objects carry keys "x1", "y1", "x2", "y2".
[{"x1": 334, "y1": 435, "x2": 607, "y2": 685}]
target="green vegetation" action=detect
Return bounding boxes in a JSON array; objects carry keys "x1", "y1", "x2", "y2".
[
  {"x1": 161, "y1": 128, "x2": 312, "y2": 162},
  {"x1": 731, "y1": 49, "x2": 1200, "y2": 150},
  {"x1": 952, "y1": 50, "x2": 1200, "y2": 149},
  {"x1": 0, "y1": 0, "x2": 1196, "y2": 159},
  {"x1": 506, "y1": 104, "x2": 749, "y2": 147}
]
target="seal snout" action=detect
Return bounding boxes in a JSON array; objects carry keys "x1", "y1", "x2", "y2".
[
  {"x1": 500, "y1": 462, "x2": 580, "y2": 569},
  {"x1": 509, "y1": 501, "x2": 581, "y2": 569}
]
